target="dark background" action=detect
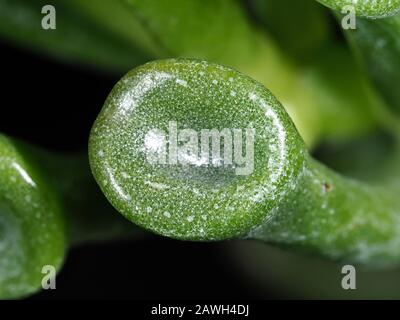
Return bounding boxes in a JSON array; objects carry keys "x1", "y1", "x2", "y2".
[{"x1": 0, "y1": 41, "x2": 267, "y2": 299}]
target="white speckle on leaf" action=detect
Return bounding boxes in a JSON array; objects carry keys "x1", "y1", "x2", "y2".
[
  {"x1": 176, "y1": 79, "x2": 187, "y2": 87},
  {"x1": 121, "y1": 171, "x2": 130, "y2": 179},
  {"x1": 164, "y1": 212, "x2": 171, "y2": 218}
]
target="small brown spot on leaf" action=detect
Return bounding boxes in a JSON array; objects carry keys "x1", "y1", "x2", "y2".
[{"x1": 323, "y1": 182, "x2": 332, "y2": 192}]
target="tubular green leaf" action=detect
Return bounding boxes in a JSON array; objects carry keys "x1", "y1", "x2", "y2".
[
  {"x1": 0, "y1": 135, "x2": 65, "y2": 298},
  {"x1": 89, "y1": 59, "x2": 400, "y2": 266},
  {"x1": 232, "y1": 132, "x2": 400, "y2": 297},
  {"x1": 0, "y1": 135, "x2": 135, "y2": 298}
]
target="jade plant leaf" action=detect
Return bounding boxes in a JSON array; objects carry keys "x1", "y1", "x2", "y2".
[
  {"x1": 89, "y1": 59, "x2": 305, "y2": 240},
  {"x1": 0, "y1": 135, "x2": 65, "y2": 298},
  {"x1": 89, "y1": 59, "x2": 400, "y2": 267},
  {"x1": 0, "y1": 135, "x2": 138, "y2": 299}
]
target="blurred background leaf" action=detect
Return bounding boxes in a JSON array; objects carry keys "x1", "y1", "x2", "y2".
[
  {"x1": 0, "y1": 0, "x2": 151, "y2": 72},
  {"x1": 343, "y1": 13, "x2": 400, "y2": 115}
]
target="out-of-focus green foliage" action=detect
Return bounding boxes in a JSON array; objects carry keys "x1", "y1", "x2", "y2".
[
  {"x1": 344, "y1": 13, "x2": 400, "y2": 115},
  {"x1": 249, "y1": 0, "x2": 333, "y2": 61},
  {"x1": 0, "y1": 0, "x2": 150, "y2": 72}
]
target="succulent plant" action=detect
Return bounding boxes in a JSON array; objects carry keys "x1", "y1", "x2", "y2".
[{"x1": 1, "y1": 0, "x2": 400, "y2": 299}]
